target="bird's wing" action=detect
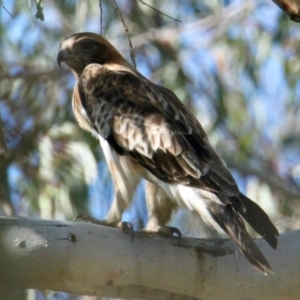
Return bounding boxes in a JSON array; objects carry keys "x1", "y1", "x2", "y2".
[{"x1": 76, "y1": 63, "x2": 242, "y2": 206}]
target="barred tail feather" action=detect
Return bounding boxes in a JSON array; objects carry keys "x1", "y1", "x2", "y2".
[
  {"x1": 238, "y1": 193, "x2": 279, "y2": 249},
  {"x1": 208, "y1": 203, "x2": 273, "y2": 274}
]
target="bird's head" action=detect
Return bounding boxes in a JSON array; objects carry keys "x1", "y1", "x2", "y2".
[{"x1": 57, "y1": 32, "x2": 129, "y2": 77}]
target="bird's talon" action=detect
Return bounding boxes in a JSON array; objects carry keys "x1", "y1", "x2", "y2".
[
  {"x1": 144, "y1": 225, "x2": 182, "y2": 244},
  {"x1": 75, "y1": 214, "x2": 134, "y2": 242},
  {"x1": 119, "y1": 221, "x2": 135, "y2": 243},
  {"x1": 74, "y1": 212, "x2": 88, "y2": 222},
  {"x1": 158, "y1": 226, "x2": 182, "y2": 242}
]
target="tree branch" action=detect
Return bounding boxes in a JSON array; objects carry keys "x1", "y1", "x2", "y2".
[
  {"x1": 112, "y1": 0, "x2": 137, "y2": 68},
  {"x1": 272, "y1": 0, "x2": 300, "y2": 22},
  {"x1": 224, "y1": 156, "x2": 300, "y2": 201},
  {"x1": 124, "y1": 1, "x2": 255, "y2": 47},
  {"x1": 0, "y1": 216, "x2": 299, "y2": 299},
  {"x1": 138, "y1": 0, "x2": 182, "y2": 22}
]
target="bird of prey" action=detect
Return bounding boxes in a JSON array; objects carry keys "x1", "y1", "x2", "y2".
[{"x1": 57, "y1": 32, "x2": 279, "y2": 274}]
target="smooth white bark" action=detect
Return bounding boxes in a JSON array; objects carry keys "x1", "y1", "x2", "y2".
[{"x1": 0, "y1": 216, "x2": 299, "y2": 300}]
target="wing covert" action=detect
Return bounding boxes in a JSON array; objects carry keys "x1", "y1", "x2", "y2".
[{"x1": 77, "y1": 63, "x2": 239, "y2": 198}]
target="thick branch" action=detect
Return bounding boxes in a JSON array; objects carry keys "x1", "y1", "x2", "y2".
[{"x1": 0, "y1": 216, "x2": 299, "y2": 300}]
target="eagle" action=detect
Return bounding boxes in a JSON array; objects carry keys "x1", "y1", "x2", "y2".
[{"x1": 57, "y1": 32, "x2": 278, "y2": 274}]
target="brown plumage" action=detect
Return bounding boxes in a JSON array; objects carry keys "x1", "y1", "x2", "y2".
[{"x1": 57, "y1": 32, "x2": 279, "y2": 274}]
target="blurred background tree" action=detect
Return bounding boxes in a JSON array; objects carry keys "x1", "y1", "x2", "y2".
[{"x1": 1, "y1": 0, "x2": 300, "y2": 298}]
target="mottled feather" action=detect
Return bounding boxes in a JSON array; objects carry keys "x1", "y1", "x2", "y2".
[
  {"x1": 78, "y1": 64, "x2": 238, "y2": 193},
  {"x1": 58, "y1": 32, "x2": 279, "y2": 274}
]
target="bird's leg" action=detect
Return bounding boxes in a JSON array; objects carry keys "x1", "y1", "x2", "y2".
[
  {"x1": 75, "y1": 146, "x2": 141, "y2": 241},
  {"x1": 74, "y1": 186, "x2": 137, "y2": 240},
  {"x1": 144, "y1": 182, "x2": 181, "y2": 240}
]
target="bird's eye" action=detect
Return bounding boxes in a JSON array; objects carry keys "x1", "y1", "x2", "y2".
[{"x1": 80, "y1": 40, "x2": 96, "y2": 51}]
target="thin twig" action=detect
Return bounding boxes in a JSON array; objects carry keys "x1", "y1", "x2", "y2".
[
  {"x1": 27, "y1": 0, "x2": 35, "y2": 30},
  {"x1": 111, "y1": 0, "x2": 137, "y2": 68},
  {"x1": 0, "y1": 2, "x2": 15, "y2": 18},
  {"x1": 99, "y1": 0, "x2": 103, "y2": 35},
  {"x1": 0, "y1": 67, "x2": 14, "y2": 87},
  {"x1": 139, "y1": 0, "x2": 182, "y2": 22},
  {"x1": 0, "y1": 107, "x2": 8, "y2": 155}
]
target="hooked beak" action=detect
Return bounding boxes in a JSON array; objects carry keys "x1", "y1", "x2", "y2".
[{"x1": 57, "y1": 48, "x2": 70, "y2": 67}]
